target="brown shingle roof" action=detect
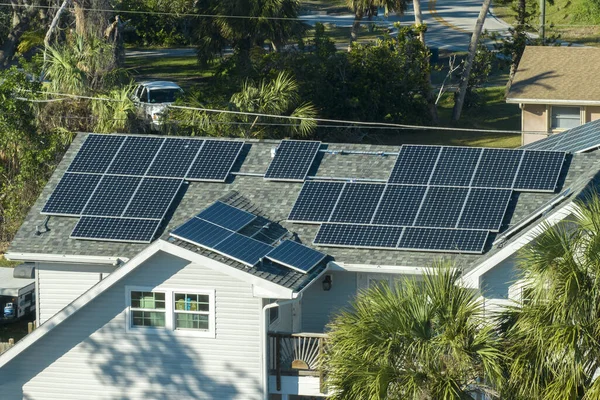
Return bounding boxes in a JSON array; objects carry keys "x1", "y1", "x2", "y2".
[{"x1": 506, "y1": 46, "x2": 600, "y2": 104}]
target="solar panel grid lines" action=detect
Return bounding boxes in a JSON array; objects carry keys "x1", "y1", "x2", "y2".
[
  {"x1": 41, "y1": 173, "x2": 103, "y2": 216},
  {"x1": 107, "y1": 136, "x2": 165, "y2": 176},
  {"x1": 429, "y1": 147, "x2": 483, "y2": 186},
  {"x1": 185, "y1": 139, "x2": 244, "y2": 182},
  {"x1": 171, "y1": 217, "x2": 234, "y2": 248},
  {"x1": 514, "y1": 150, "x2": 566, "y2": 192},
  {"x1": 213, "y1": 233, "x2": 274, "y2": 266},
  {"x1": 67, "y1": 134, "x2": 126, "y2": 174},
  {"x1": 122, "y1": 177, "x2": 184, "y2": 219},
  {"x1": 520, "y1": 131, "x2": 565, "y2": 151},
  {"x1": 314, "y1": 223, "x2": 404, "y2": 249},
  {"x1": 82, "y1": 175, "x2": 143, "y2": 217},
  {"x1": 371, "y1": 184, "x2": 427, "y2": 226},
  {"x1": 414, "y1": 186, "x2": 470, "y2": 228},
  {"x1": 555, "y1": 121, "x2": 600, "y2": 152},
  {"x1": 287, "y1": 181, "x2": 346, "y2": 223},
  {"x1": 264, "y1": 140, "x2": 321, "y2": 182},
  {"x1": 71, "y1": 216, "x2": 161, "y2": 243},
  {"x1": 265, "y1": 239, "x2": 326, "y2": 274},
  {"x1": 329, "y1": 183, "x2": 386, "y2": 224},
  {"x1": 471, "y1": 148, "x2": 524, "y2": 188},
  {"x1": 398, "y1": 227, "x2": 489, "y2": 254},
  {"x1": 197, "y1": 201, "x2": 256, "y2": 231},
  {"x1": 457, "y1": 188, "x2": 513, "y2": 231},
  {"x1": 388, "y1": 145, "x2": 442, "y2": 185},
  {"x1": 147, "y1": 138, "x2": 205, "y2": 178}
]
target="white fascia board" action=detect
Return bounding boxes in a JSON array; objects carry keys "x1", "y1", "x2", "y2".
[
  {"x1": 461, "y1": 202, "x2": 577, "y2": 289},
  {"x1": 506, "y1": 98, "x2": 600, "y2": 106},
  {"x1": 159, "y1": 240, "x2": 295, "y2": 299},
  {"x1": 4, "y1": 252, "x2": 126, "y2": 266},
  {"x1": 0, "y1": 240, "x2": 163, "y2": 369},
  {"x1": 330, "y1": 261, "x2": 432, "y2": 275}
]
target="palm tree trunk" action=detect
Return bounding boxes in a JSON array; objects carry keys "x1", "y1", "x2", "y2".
[
  {"x1": 73, "y1": 0, "x2": 89, "y2": 36},
  {"x1": 348, "y1": 9, "x2": 364, "y2": 51},
  {"x1": 507, "y1": 0, "x2": 526, "y2": 84},
  {"x1": 0, "y1": 1, "x2": 35, "y2": 66},
  {"x1": 452, "y1": 0, "x2": 491, "y2": 122},
  {"x1": 412, "y1": 0, "x2": 425, "y2": 44}
]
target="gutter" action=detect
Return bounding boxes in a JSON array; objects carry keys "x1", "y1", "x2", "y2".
[
  {"x1": 506, "y1": 98, "x2": 600, "y2": 106},
  {"x1": 4, "y1": 252, "x2": 125, "y2": 266}
]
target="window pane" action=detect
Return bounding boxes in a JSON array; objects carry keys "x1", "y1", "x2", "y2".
[
  {"x1": 176, "y1": 313, "x2": 209, "y2": 330},
  {"x1": 132, "y1": 311, "x2": 165, "y2": 327},
  {"x1": 174, "y1": 293, "x2": 209, "y2": 312},
  {"x1": 552, "y1": 106, "x2": 580, "y2": 129},
  {"x1": 132, "y1": 291, "x2": 165, "y2": 310}
]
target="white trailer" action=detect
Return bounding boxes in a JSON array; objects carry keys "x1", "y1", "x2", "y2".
[{"x1": 0, "y1": 265, "x2": 35, "y2": 320}]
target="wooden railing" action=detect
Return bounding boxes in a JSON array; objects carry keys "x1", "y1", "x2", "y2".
[{"x1": 268, "y1": 332, "x2": 327, "y2": 392}]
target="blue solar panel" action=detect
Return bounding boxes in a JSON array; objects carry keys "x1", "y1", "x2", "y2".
[
  {"x1": 214, "y1": 233, "x2": 274, "y2": 266},
  {"x1": 472, "y1": 149, "x2": 524, "y2": 188},
  {"x1": 521, "y1": 119, "x2": 600, "y2": 153},
  {"x1": 288, "y1": 181, "x2": 345, "y2": 223},
  {"x1": 458, "y1": 188, "x2": 512, "y2": 231},
  {"x1": 123, "y1": 177, "x2": 183, "y2": 219},
  {"x1": 147, "y1": 138, "x2": 204, "y2": 178},
  {"x1": 266, "y1": 240, "x2": 326, "y2": 273},
  {"x1": 71, "y1": 216, "x2": 160, "y2": 243},
  {"x1": 398, "y1": 227, "x2": 488, "y2": 254},
  {"x1": 371, "y1": 185, "x2": 426, "y2": 226},
  {"x1": 329, "y1": 183, "x2": 385, "y2": 224},
  {"x1": 197, "y1": 201, "x2": 256, "y2": 231},
  {"x1": 514, "y1": 150, "x2": 565, "y2": 192},
  {"x1": 67, "y1": 134, "x2": 125, "y2": 173},
  {"x1": 186, "y1": 140, "x2": 244, "y2": 182},
  {"x1": 82, "y1": 175, "x2": 142, "y2": 217},
  {"x1": 314, "y1": 224, "x2": 404, "y2": 249},
  {"x1": 264, "y1": 140, "x2": 321, "y2": 181},
  {"x1": 107, "y1": 136, "x2": 164, "y2": 176},
  {"x1": 429, "y1": 147, "x2": 482, "y2": 186},
  {"x1": 171, "y1": 217, "x2": 233, "y2": 248},
  {"x1": 388, "y1": 145, "x2": 441, "y2": 185},
  {"x1": 415, "y1": 186, "x2": 469, "y2": 228},
  {"x1": 42, "y1": 173, "x2": 102, "y2": 216}
]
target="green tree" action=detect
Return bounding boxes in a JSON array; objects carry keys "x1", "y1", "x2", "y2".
[
  {"x1": 500, "y1": 193, "x2": 600, "y2": 400},
  {"x1": 346, "y1": 0, "x2": 408, "y2": 46},
  {"x1": 324, "y1": 266, "x2": 504, "y2": 400}
]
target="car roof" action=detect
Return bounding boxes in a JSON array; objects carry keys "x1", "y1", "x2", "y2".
[{"x1": 138, "y1": 81, "x2": 182, "y2": 90}]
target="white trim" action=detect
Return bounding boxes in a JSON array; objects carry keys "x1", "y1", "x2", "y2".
[
  {"x1": 329, "y1": 261, "x2": 433, "y2": 274},
  {"x1": 125, "y1": 286, "x2": 168, "y2": 333},
  {"x1": 4, "y1": 252, "x2": 125, "y2": 265},
  {"x1": 507, "y1": 98, "x2": 600, "y2": 106}
]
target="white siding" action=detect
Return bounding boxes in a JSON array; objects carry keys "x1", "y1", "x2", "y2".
[
  {"x1": 301, "y1": 271, "x2": 357, "y2": 333},
  {"x1": 37, "y1": 263, "x2": 116, "y2": 325},
  {"x1": 1, "y1": 251, "x2": 262, "y2": 400},
  {"x1": 480, "y1": 255, "x2": 519, "y2": 300}
]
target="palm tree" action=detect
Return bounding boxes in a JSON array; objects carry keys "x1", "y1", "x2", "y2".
[
  {"x1": 346, "y1": 0, "x2": 409, "y2": 48},
  {"x1": 500, "y1": 193, "x2": 600, "y2": 400},
  {"x1": 324, "y1": 265, "x2": 504, "y2": 400}
]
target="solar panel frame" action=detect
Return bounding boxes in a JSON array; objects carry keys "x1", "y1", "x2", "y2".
[
  {"x1": 371, "y1": 184, "x2": 426, "y2": 226},
  {"x1": 314, "y1": 223, "x2": 404, "y2": 249},
  {"x1": 398, "y1": 227, "x2": 489, "y2": 254},
  {"x1": 513, "y1": 150, "x2": 565, "y2": 192},
  {"x1": 457, "y1": 188, "x2": 512, "y2": 231},
  {"x1": 170, "y1": 217, "x2": 234, "y2": 248},
  {"x1": 388, "y1": 145, "x2": 442, "y2": 185},
  {"x1": 264, "y1": 140, "x2": 321, "y2": 182},
  {"x1": 146, "y1": 138, "x2": 204, "y2": 178},
  {"x1": 41, "y1": 173, "x2": 103, "y2": 216},
  {"x1": 265, "y1": 239, "x2": 326, "y2": 274},
  {"x1": 214, "y1": 232, "x2": 274, "y2": 266},
  {"x1": 71, "y1": 216, "x2": 161, "y2": 243},
  {"x1": 196, "y1": 201, "x2": 257, "y2": 231},
  {"x1": 82, "y1": 175, "x2": 143, "y2": 217},
  {"x1": 106, "y1": 136, "x2": 165, "y2": 176},
  {"x1": 185, "y1": 140, "x2": 244, "y2": 182},
  {"x1": 288, "y1": 181, "x2": 346, "y2": 223},
  {"x1": 122, "y1": 177, "x2": 184, "y2": 219},
  {"x1": 429, "y1": 147, "x2": 483, "y2": 186},
  {"x1": 67, "y1": 134, "x2": 125, "y2": 174},
  {"x1": 414, "y1": 186, "x2": 470, "y2": 228},
  {"x1": 471, "y1": 148, "x2": 524, "y2": 188},
  {"x1": 329, "y1": 183, "x2": 386, "y2": 224}
]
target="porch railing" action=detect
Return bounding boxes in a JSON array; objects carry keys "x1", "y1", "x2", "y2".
[{"x1": 268, "y1": 332, "x2": 327, "y2": 392}]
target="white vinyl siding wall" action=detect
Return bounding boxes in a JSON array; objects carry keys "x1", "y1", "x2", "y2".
[
  {"x1": 1, "y1": 251, "x2": 262, "y2": 400},
  {"x1": 37, "y1": 263, "x2": 116, "y2": 325}
]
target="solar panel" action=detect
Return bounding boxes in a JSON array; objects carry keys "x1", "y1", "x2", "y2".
[
  {"x1": 123, "y1": 177, "x2": 183, "y2": 219},
  {"x1": 265, "y1": 240, "x2": 326, "y2": 273},
  {"x1": 520, "y1": 131, "x2": 566, "y2": 151},
  {"x1": 146, "y1": 138, "x2": 204, "y2": 178},
  {"x1": 214, "y1": 233, "x2": 274, "y2": 266},
  {"x1": 514, "y1": 150, "x2": 565, "y2": 192},
  {"x1": 171, "y1": 217, "x2": 233, "y2": 248},
  {"x1": 521, "y1": 119, "x2": 600, "y2": 153},
  {"x1": 314, "y1": 224, "x2": 404, "y2": 249},
  {"x1": 82, "y1": 175, "x2": 142, "y2": 217},
  {"x1": 429, "y1": 147, "x2": 482, "y2": 186},
  {"x1": 71, "y1": 216, "x2": 160, "y2": 243},
  {"x1": 107, "y1": 136, "x2": 164, "y2": 176},
  {"x1": 264, "y1": 140, "x2": 321, "y2": 181},
  {"x1": 415, "y1": 186, "x2": 469, "y2": 228},
  {"x1": 398, "y1": 227, "x2": 488, "y2": 253},
  {"x1": 288, "y1": 181, "x2": 345, "y2": 223},
  {"x1": 186, "y1": 140, "x2": 244, "y2": 182},
  {"x1": 197, "y1": 201, "x2": 256, "y2": 231},
  {"x1": 371, "y1": 185, "x2": 427, "y2": 226},
  {"x1": 67, "y1": 134, "x2": 125, "y2": 173},
  {"x1": 329, "y1": 183, "x2": 385, "y2": 224},
  {"x1": 41, "y1": 173, "x2": 102, "y2": 216},
  {"x1": 388, "y1": 145, "x2": 441, "y2": 185},
  {"x1": 471, "y1": 149, "x2": 524, "y2": 188},
  {"x1": 458, "y1": 188, "x2": 512, "y2": 231}
]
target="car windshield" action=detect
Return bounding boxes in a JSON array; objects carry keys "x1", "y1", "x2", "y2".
[{"x1": 149, "y1": 88, "x2": 180, "y2": 103}]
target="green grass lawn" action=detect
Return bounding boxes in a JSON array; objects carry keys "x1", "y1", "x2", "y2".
[{"x1": 125, "y1": 55, "x2": 213, "y2": 89}]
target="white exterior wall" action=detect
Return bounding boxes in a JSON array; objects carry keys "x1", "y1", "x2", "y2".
[
  {"x1": 1, "y1": 251, "x2": 262, "y2": 400},
  {"x1": 480, "y1": 255, "x2": 520, "y2": 300},
  {"x1": 37, "y1": 263, "x2": 116, "y2": 325}
]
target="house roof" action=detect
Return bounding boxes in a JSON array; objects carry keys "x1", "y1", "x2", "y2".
[
  {"x1": 0, "y1": 268, "x2": 34, "y2": 297},
  {"x1": 7, "y1": 132, "x2": 600, "y2": 275},
  {"x1": 506, "y1": 46, "x2": 600, "y2": 105}
]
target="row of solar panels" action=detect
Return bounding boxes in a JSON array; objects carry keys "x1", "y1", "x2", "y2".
[
  {"x1": 522, "y1": 119, "x2": 600, "y2": 153},
  {"x1": 171, "y1": 202, "x2": 326, "y2": 273}
]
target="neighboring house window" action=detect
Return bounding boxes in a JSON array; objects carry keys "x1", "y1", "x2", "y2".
[
  {"x1": 127, "y1": 287, "x2": 215, "y2": 337},
  {"x1": 551, "y1": 106, "x2": 581, "y2": 130}
]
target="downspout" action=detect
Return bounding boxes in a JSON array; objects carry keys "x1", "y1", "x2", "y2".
[{"x1": 261, "y1": 295, "x2": 302, "y2": 400}]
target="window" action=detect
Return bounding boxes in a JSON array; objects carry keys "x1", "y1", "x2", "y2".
[
  {"x1": 127, "y1": 287, "x2": 215, "y2": 337},
  {"x1": 551, "y1": 106, "x2": 581, "y2": 130},
  {"x1": 148, "y1": 89, "x2": 182, "y2": 103}
]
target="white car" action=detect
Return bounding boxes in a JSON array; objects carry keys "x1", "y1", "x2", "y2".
[{"x1": 132, "y1": 81, "x2": 183, "y2": 126}]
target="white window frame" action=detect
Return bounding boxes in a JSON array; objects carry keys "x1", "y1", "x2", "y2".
[
  {"x1": 125, "y1": 286, "x2": 215, "y2": 338},
  {"x1": 550, "y1": 106, "x2": 582, "y2": 131}
]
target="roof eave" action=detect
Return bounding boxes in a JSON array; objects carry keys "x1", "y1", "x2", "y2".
[
  {"x1": 506, "y1": 98, "x2": 600, "y2": 106},
  {"x1": 4, "y1": 252, "x2": 125, "y2": 266}
]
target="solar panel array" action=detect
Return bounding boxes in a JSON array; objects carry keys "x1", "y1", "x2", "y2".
[
  {"x1": 264, "y1": 140, "x2": 321, "y2": 181},
  {"x1": 42, "y1": 134, "x2": 245, "y2": 243},
  {"x1": 171, "y1": 202, "x2": 326, "y2": 273},
  {"x1": 521, "y1": 119, "x2": 600, "y2": 153},
  {"x1": 290, "y1": 144, "x2": 566, "y2": 254}
]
